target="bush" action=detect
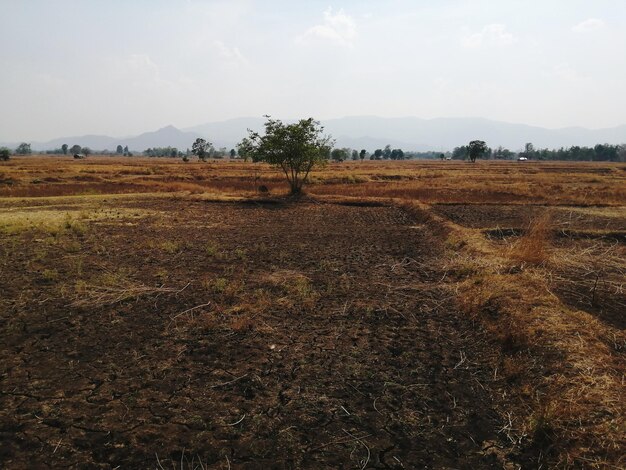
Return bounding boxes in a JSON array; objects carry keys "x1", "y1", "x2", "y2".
[{"x1": 0, "y1": 148, "x2": 10, "y2": 161}]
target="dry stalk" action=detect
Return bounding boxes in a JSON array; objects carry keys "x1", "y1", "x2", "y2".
[{"x1": 71, "y1": 283, "x2": 185, "y2": 308}]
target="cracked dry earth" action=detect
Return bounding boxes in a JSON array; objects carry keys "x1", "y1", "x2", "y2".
[{"x1": 1, "y1": 199, "x2": 518, "y2": 468}]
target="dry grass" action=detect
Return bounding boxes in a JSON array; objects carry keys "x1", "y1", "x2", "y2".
[
  {"x1": 1, "y1": 156, "x2": 625, "y2": 205},
  {"x1": 508, "y1": 213, "x2": 553, "y2": 265},
  {"x1": 398, "y1": 200, "x2": 625, "y2": 468},
  {"x1": 1, "y1": 156, "x2": 624, "y2": 467},
  {"x1": 72, "y1": 281, "x2": 186, "y2": 308}
]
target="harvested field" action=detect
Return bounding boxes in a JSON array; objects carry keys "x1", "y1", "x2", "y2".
[
  {"x1": 0, "y1": 157, "x2": 624, "y2": 468},
  {"x1": 2, "y1": 197, "x2": 523, "y2": 468}
]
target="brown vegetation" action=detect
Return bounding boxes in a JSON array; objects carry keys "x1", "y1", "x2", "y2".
[{"x1": 0, "y1": 156, "x2": 624, "y2": 468}]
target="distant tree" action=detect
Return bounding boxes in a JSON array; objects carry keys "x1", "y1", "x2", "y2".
[
  {"x1": 123, "y1": 145, "x2": 129, "y2": 156},
  {"x1": 440, "y1": 153, "x2": 445, "y2": 160},
  {"x1": 519, "y1": 142, "x2": 535, "y2": 160},
  {"x1": 0, "y1": 147, "x2": 10, "y2": 161},
  {"x1": 331, "y1": 148, "x2": 348, "y2": 162},
  {"x1": 192, "y1": 138, "x2": 213, "y2": 161},
  {"x1": 451, "y1": 146, "x2": 467, "y2": 160},
  {"x1": 61, "y1": 144, "x2": 68, "y2": 155},
  {"x1": 70, "y1": 144, "x2": 82, "y2": 154},
  {"x1": 238, "y1": 116, "x2": 333, "y2": 195},
  {"x1": 359, "y1": 149, "x2": 367, "y2": 161},
  {"x1": 82, "y1": 147, "x2": 92, "y2": 156},
  {"x1": 390, "y1": 148, "x2": 405, "y2": 160},
  {"x1": 382, "y1": 144, "x2": 392, "y2": 160},
  {"x1": 351, "y1": 149, "x2": 359, "y2": 161},
  {"x1": 237, "y1": 137, "x2": 253, "y2": 162},
  {"x1": 230, "y1": 148, "x2": 237, "y2": 158},
  {"x1": 171, "y1": 148, "x2": 178, "y2": 158},
  {"x1": 15, "y1": 143, "x2": 31, "y2": 155},
  {"x1": 618, "y1": 144, "x2": 626, "y2": 162},
  {"x1": 116, "y1": 145, "x2": 124, "y2": 155},
  {"x1": 467, "y1": 140, "x2": 488, "y2": 163},
  {"x1": 373, "y1": 149, "x2": 383, "y2": 160}
]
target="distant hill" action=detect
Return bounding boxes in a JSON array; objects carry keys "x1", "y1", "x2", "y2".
[
  {"x1": 186, "y1": 116, "x2": 626, "y2": 151},
  {"x1": 4, "y1": 117, "x2": 626, "y2": 153},
  {"x1": 22, "y1": 126, "x2": 202, "y2": 153}
]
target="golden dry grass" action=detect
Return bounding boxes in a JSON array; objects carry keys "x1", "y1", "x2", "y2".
[
  {"x1": 508, "y1": 213, "x2": 553, "y2": 265},
  {"x1": 1, "y1": 156, "x2": 625, "y2": 205}
]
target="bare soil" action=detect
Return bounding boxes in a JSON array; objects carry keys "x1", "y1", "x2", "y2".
[{"x1": 0, "y1": 198, "x2": 527, "y2": 469}]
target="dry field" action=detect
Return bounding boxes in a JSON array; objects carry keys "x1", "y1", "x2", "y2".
[{"x1": 0, "y1": 156, "x2": 624, "y2": 468}]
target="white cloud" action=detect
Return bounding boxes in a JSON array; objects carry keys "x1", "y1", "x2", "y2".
[
  {"x1": 545, "y1": 63, "x2": 590, "y2": 84},
  {"x1": 461, "y1": 24, "x2": 515, "y2": 48},
  {"x1": 572, "y1": 18, "x2": 605, "y2": 33},
  {"x1": 214, "y1": 40, "x2": 248, "y2": 64},
  {"x1": 298, "y1": 8, "x2": 357, "y2": 47}
]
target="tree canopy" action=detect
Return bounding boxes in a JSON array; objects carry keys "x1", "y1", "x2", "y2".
[
  {"x1": 192, "y1": 138, "x2": 213, "y2": 161},
  {"x1": 15, "y1": 143, "x2": 31, "y2": 155},
  {"x1": 239, "y1": 117, "x2": 333, "y2": 195},
  {"x1": 467, "y1": 140, "x2": 488, "y2": 163},
  {"x1": 0, "y1": 147, "x2": 10, "y2": 161}
]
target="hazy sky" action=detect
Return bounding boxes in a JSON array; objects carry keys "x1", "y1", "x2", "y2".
[{"x1": 1, "y1": 0, "x2": 625, "y2": 141}]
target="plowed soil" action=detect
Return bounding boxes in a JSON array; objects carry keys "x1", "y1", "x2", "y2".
[{"x1": 1, "y1": 198, "x2": 527, "y2": 468}]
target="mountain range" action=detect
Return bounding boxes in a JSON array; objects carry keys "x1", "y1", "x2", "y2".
[{"x1": 4, "y1": 117, "x2": 626, "y2": 153}]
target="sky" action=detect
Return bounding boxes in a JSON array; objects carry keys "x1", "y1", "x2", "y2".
[{"x1": 1, "y1": 0, "x2": 625, "y2": 141}]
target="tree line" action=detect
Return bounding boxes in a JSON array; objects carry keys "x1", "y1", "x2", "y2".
[
  {"x1": 452, "y1": 142, "x2": 626, "y2": 162},
  {"x1": 2, "y1": 139, "x2": 625, "y2": 163}
]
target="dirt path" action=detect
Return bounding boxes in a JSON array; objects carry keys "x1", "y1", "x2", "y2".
[{"x1": 1, "y1": 199, "x2": 518, "y2": 468}]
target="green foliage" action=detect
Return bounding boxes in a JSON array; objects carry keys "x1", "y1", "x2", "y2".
[
  {"x1": 192, "y1": 138, "x2": 213, "y2": 161},
  {"x1": 61, "y1": 144, "x2": 68, "y2": 155},
  {"x1": 331, "y1": 148, "x2": 348, "y2": 162},
  {"x1": 467, "y1": 140, "x2": 488, "y2": 163},
  {"x1": 382, "y1": 144, "x2": 392, "y2": 159},
  {"x1": 237, "y1": 137, "x2": 253, "y2": 162},
  {"x1": 70, "y1": 144, "x2": 82, "y2": 155},
  {"x1": 240, "y1": 117, "x2": 333, "y2": 195},
  {"x1": 144, "y1": 146, "x2": 179, "y2": 157},
  {"x1": 15, "y1": 143, "x2": 31, "y2": 155},
  {"x1": 0, "y1": 147, "x2": 10, "y2": 161},
  {"x1": 390, "y1": 148, "x2": 405, "y2": 160}
]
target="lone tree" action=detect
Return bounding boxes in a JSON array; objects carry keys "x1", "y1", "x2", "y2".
[
  {"x1": 237, "y1": 138, "x2": 252, "y2": 162},
  {"x1": 239, "y1": 117, "x2": 333, "y2": 195},
  {"x1": 467, "y1": 140, "x2": 488, "y2": 163},
  {"x1": 192, "y1": 138, "x2": 212, "y2": 161},
  {"x1": 331, "y1": 148, "x2": 348, "y2": 162},
  {"x1": 15, "y1": 143, "x2": 31, "y2": 155},
  {"x1": 61, "y1": 144, "x2": 68, "y2": 155},
  {"x1": 0, "y1": 147, "x2": 10, "y2": 161},
  {"x1": 70, "y1": 144, "x2": 82, "y2": 155}
]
